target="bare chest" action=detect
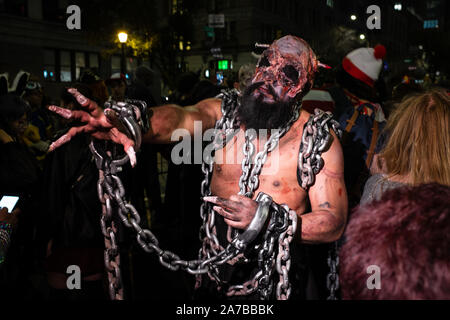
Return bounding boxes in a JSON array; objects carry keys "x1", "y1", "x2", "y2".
[{"x1": 210, "y1": 122, "x2": 307, "y2": 211}]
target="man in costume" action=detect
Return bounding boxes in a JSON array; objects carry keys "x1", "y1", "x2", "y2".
[{"x1": 47, "y1": 35, "x2": 347, "y2": 300}]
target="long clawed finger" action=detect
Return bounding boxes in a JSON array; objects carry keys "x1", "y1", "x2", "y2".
[
  {"x1": 203, "y1": 196, "x2": 240, "y2": 212},
  {"x1": 107, "y1": 128, "x2": 136, "y2": 167},
  {"x1": 126, "y1": 146, "x2": 136, "y2": 168},
  {"x1": 213, "y1": 206, "x2": 239, "y2": 221},
  {"x1": 48, "y1": 126, "x2": 90, "y2": 152},
  {"x1": 67, "y1": 88, "x2": 97, "y2": 112},
  {"x1": 48, "y1": 105, "x2": 91, "y2": 123}
]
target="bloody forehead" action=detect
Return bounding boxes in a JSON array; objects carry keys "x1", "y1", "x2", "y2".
[
  {"x1": 255, "y1": 35, "x2": 318, "y2": 90},
  {"x1": 259, "y1": 36, "x2": 317, "y2": 71},
  {"x1": 273, "y1": 36, "x2": 312, "y2": 56}
]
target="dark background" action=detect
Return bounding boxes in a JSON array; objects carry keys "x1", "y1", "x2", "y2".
[{"x1": 1, "y1": 0, "x2": 449, "y2": 100}]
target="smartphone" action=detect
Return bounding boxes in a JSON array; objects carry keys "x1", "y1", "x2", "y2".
[
  {"x1": 0, "y1": 195, "x2": 20, "y2": 213},
  {"x1": 216, "y1": 72, "x2": 224, "y2": 85}
]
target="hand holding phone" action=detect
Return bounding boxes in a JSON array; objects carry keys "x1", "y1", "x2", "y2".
[{"x1": 0, "y1": 195, "x2": 20, "y2": 213}]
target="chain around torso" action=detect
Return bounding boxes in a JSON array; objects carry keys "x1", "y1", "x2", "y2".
[{"x1": 210, "y1": 110, "x2": 310, "y2": 215}]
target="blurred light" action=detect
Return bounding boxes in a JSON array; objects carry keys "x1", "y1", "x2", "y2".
[
  {"x1": 216, "y1": 72, "x2": 224, "y2": 85},
  {"x1": 118, "y1": 32, "x2": 128, "y2": 43},
  {"x1": 125, "y1": 73, "x2": 129, "y2": 79},
  {"x1": 43, "y1": 70, "x2": 48, "y2": 78},
  {"x1": 50, "y1": 72, "x2": 54, "y2": 77},
  {"x1": 394, "y1": 3, "x2": 402, "y2": 11},
  {"x1": 350, "y1": 15, "x2": 357, "y2": 21},
  {"x1": 179, "y1": 41, "x2": 184, "y2": 51},
  {"x1": 418, "y1": 45, "x2": 423, "y2": 50},
  {"x1": 205, "y1": 69, "x2": 210, "y2": 78},
  {"x1": 436, "y1": 71, "x2": 440, "y2": 76},
  {"x1": 359, "y1": 34, "x2": 366, "y2": 40},
  {"x1": 424, "y1": 20, "x2": 439, "y2": 29},
  {"x1": 217, "y1": 60, "x2": 229, "y2": 70}
]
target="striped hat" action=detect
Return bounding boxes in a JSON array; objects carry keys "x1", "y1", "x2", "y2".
[
  {"x1": 342, "y1": 45, "x2": 386, "y2": 87},
  {"x1": 301, "y1": 89, "x2": 335, "y2": 114}
]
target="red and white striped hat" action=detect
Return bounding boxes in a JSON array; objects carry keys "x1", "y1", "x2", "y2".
[
  {"x1": 342, "y1": 45, "x2": 386, "y2": 87},
  {"x1": 301, "y1": 89, "x2": 335, "y2": 114}
]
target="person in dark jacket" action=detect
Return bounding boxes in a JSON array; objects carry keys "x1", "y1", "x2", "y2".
[{"x1": 0, "y1": 94, "x2": 43, "y2": 299}]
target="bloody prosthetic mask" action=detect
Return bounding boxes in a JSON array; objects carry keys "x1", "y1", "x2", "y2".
[{"x1": 238, "y1": 35, "x2": 318, "y2": 131}]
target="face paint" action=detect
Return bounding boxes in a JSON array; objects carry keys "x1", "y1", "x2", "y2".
[
  {"x1": 237, "y1": 36, "x2": 318, "y2": 131},
  {"x1": 252, "y1": 35, "x2": 318, "y2": 103}
]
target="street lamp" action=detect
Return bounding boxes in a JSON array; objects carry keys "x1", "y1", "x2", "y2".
[
  {"x1": 359, "y1": 34, "x2": 366, "y2": 40},
  {"x1": 394, "y1": 3, "x2": 402, "y2": 11},
  {"x1": 350, "y1": 14, "x2": 357, "y2": 21},
  {"x1": 118, "y1": 31, "x2": 128, "y2": 74}
]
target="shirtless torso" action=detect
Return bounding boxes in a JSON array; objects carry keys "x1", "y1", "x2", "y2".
[
  {"x1": 188, "y1": 98, "x2": 347, "y2": 244},
  {"x1": 210, "y1": 108, "x2": 309, "y2": 215}
]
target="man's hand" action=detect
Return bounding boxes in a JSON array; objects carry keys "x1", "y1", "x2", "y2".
[
  {"x1": 47, "y1": 88, "x2": 137, "y2": 166},
  {"x1": 203, "y1": 195, "x2": 258, "y2": 229},
  {"x1": 0, "y1": 207, "x2": 20, "y2": 229}
]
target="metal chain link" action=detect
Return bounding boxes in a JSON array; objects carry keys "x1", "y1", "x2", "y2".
[
  {"x1": 90, "y1": 95, "x2": 339, "y2": 301},
  {"x1": 327, "y1": 241, "x2": 340, "y2": 300},
  {"x1": 296, "y1": 108, "x2": 342, "y2": 300},
  {"x1": 197, "y1": 90, "x2": 301, "y2": 299},
  {"x1": 97, "y1": 163, "x2": 244, "y2": 277},
  {"x1": 98, "y1": 171, "x2": 124, "y2": 300},
  {"x1": 298, "y1": 108, "x2": 342, "y2": 189}
]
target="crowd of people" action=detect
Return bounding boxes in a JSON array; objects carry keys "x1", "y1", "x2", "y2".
[{"x1": 0, "y1": 36, "x2": 449, "y2": 300}]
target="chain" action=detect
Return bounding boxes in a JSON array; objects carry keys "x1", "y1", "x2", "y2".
[
  {"x1": 198, "y1": 90, "x2": 301, "y2": 299},
  {"x1": 297, "y1": 108, "x2": 342, "y2": 300},
  {"x1": 239, "y1": 104, "x2": 301, "y2": 198},
  {"x1": 326, "y1": 242, "x2": 340, "y2": 300},
  {"x1": 90, "y1": 95, "x2": 337, "y2": 301},
  {"x1": 198, "y1": 90, "x2": 240, "y2": 283},
  {"x1": 276, "y1": 206, "x2": 297, "y2": 300},
  {"x1": 90, "y1": 97, "x2": 273, "y2": 297},
  {"x1": 298, "y1": 108, "x2": 342, "y2": 189},
  {"x1": 98, "y1": 170, "x2": 123, "y2": 300}
]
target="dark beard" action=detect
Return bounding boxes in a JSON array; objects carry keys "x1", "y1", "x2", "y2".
[{"x1": 237, "y1": 82, "x2": 294, "y2": 131}]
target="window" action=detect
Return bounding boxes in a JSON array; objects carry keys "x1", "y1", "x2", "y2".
[
  {"x1": 43, "y1": 49, "x2": 56, "y2": 81},
  {"x1": 89, "y1": 53, "x2": 99, "y2": 68},
  {"x1": 424, "y1": 19, "x2": 439, "y2": 29},
  {"x1": 111, "y1": 56, "x2": 121, "y2": 75},
  {"x1": 60, "y1": 51, "x2": 72, "y2": 82},
  {"x1": 75, "y1": 52, "x2": 85, "y2": 81},
  {"x1": 89, "y1": 53, "x2": 99, "y2": 73}
]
